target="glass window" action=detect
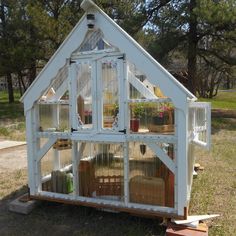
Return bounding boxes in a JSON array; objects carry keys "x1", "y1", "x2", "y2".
[
  {"x1": 75, "y1": 61, "x2": 93, "y2": 129},
  {"x1": 129, "y1": 142, "x2": 175, "y2": 207},
  {"x1": 101, "y1": 60, "x2": 119, "y2": 129},
  {"x1": 78, "y1": 142, "x2": 124, "y2": 202}
]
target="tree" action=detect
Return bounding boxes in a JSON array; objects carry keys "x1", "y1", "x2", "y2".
[
  {"x1": 0, "y1": 0, "x2": 84, "y2": 102},
  {"x1": 0, "y1": 0, "x2": 16, "y2": 103},
  {"x1": 141, "y1": 0, "x2": 236, "y2": 97},
  {"x1": 1, "y1": 0, "x2": 235, "y2": 102}
]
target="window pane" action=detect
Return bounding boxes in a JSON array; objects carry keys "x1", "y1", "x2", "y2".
[
  {"x1": 78, "y1": 142, "x2": 124, "y2": 202},
  {"x1": 101, "y1": 60, "x2": 119, "y2": 129},
  {"x1": 76, "y1": 62, "x2": 93, "y2": 128}
]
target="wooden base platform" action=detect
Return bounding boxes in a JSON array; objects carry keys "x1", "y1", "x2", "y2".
[{"x1": 29, "y1": 194, "x2": 187, "y2": 220}]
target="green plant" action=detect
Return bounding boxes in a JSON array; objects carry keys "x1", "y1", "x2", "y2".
[
  {"x1": 131, "y1": 103, "x2": 145, "y2": 119},
  {"x1": 152, "y1": 103, "x2": 174, "y2": 118},
  {"x1": 0, "y1": 127, "x2": 10, "y2": 136}
]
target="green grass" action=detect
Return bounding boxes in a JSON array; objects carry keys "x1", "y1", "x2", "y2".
[
  {"x1": 0, "y1": 89, "x2": 235, "y2": 235},
  {"x1": 199, "y1": 90, "x2": 236, "y2": 109},
  {"x1": 190, "y1": 129, "x2": 236, "y2": 236},
  {"x1": 0, "y1": 90, "x2": 25, "y2": 140},
  {"x1": 0, "y1": 91, "x2": 24, "y2": 120},
  {"x1": 212, "y1": 117, "x2": 236, "y2": 131}
]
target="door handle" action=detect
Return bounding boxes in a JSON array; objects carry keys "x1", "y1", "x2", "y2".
[{"x1": 119, "y1": 129, "x2": 126, "y2": 134}]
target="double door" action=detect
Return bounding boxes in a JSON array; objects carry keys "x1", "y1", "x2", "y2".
[{"x1": 70, "y1": 54, "x2": 126, "y2": 135}]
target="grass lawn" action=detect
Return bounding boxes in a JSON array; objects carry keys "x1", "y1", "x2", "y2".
[
  {"x1": 0, "y1": 91, "x2": 25, "y2": 140},
  {"x1": 0, "y1": 91, "x2": 24, "y2": 119},
  {"x1": 190, "y1": 129, "x2": 236, "y2": 236},
  {"x1": 199, "y1": 90, "x2": 236, "y2": 109},
  {"x1": 0, "y1": 90, "x2": 236, "y2": 235},
  {"x1": 0, "y1": 127, "x2": 235, "y2": 235}
]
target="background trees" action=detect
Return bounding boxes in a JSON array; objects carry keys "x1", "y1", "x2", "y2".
[{"x1": 0, "y1": 0, "x2": 235, "y2": 102}]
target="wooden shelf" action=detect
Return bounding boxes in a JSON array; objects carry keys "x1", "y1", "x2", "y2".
[
  {"x1": 128, "y1": 98, "x2": 171, "y2": 103},
  {"x1": 37, "y1": 100, "x2": 69, "y2": 105}
]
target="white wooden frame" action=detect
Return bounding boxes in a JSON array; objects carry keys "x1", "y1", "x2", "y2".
[
  {"x1": 189, "y1": 102, "x2": 211, "y2": 150},
  {"x1": 22, "y1": 0, "x2": 212, "y2": 219}
]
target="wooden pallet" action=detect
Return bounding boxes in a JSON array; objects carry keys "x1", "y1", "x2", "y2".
[
  {"x1": 53, "y1": 139, "x2": 72, "y2": 150},
  {"x1": 95, "y1": 175, "x2": 123, "y2": 196},
  {"x1": 148, "y1": 124, "x2": 174, "y2": 133}
]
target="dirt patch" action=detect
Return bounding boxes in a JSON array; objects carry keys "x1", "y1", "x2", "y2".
[{"x1": 0, "y1": 145, "x2": 27, "y2": 173}]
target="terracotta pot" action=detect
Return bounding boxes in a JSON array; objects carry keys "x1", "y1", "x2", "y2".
[{"x1": 130, "y1": 119, "x2": 140, "y2": 132}]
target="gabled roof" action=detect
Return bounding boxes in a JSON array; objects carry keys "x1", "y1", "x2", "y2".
[{"x1": 21, "y1": 0, "x2": 196, "y2": 112}]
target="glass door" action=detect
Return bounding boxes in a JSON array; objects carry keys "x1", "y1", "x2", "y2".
[
  {"x1": 70, "y1": 54, "x2": 125, "y2": 134},
  {"x1": 70, "y1": 59, "x2": 94, "y2": 131},
  {"x1": 97, "y1": 55, "x2": 125, "y2": 133}
]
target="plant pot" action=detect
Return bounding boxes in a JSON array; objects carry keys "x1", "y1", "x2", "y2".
[
  {"x1": 152, "y1": 110, "x2": 174, "y2": 125},
  {"x1": 130, "y1": 119, "x2": 140, "y2": 132},
  {"x1": 152, "y1": 116, "x2": 165, "y2": 125}
]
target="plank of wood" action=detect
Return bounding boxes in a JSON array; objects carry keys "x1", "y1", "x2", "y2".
[{"x1": 172, "y1": 214, "x2": 220, "y2": 225}]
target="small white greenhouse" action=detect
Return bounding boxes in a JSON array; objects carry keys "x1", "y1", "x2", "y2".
[{"x1": 21, "y1": 0, "x2": 211, "y2": 219}]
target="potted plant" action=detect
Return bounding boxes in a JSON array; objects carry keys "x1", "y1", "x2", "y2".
[
  {"x1": 130, "y1": 103, "x2": 145, "y2": 132},
  {"x1": 149, "y1": 103, "x2": 174, "y2": 132}
]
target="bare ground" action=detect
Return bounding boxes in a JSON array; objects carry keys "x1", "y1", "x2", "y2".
[
  {"x1": 0, "y1": 146, "x2": 165, "y2": 236},
  {"x1": 0, "y1": 145, "x2": 27, "y2": 173},
  {"x1": 0, "y1": 128, "x2": 235, "y2": 235}
]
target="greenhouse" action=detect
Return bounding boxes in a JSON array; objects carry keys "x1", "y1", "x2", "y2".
[{"x1": 20, "y1": 0, "x2": 211, "y2": 219}]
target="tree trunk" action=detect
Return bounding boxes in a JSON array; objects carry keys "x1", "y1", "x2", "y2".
[
  {"x1": 6, "y1": 73, "x2": 14, "y2": 103},
  {"x1": 18, "y1": 77, "x2": 23, "y2": 96},
  {"x1": 28, "y1": 61, "x2": 36, "y2": 84},
  {"x1": 187, "y1": 0, "x2": 198, "y2": 95},
  {"x1": 18, "y1": 71, "x2": 27, "y2": 95}
]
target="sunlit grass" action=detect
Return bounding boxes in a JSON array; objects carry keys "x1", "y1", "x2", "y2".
[
  {"x1": 199, "y1": 91, "x2": 236, "y2": 109},
  {"x1": 0, "y1": 91, "x2": 24, "y2": 120},
  {"x1": 0, "y1": 91, "x2": 25, "y2": 140},
  {"x1": 190, "y1": 129, "x2": 236, "y2": 236}
]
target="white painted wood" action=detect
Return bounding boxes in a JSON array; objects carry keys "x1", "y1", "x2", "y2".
[
  {"x1": 118, "y1": 55, "x2": 125, "y2": 131},
  {"x1": 37, "y1": 132, "x2": 70, "y2": 139},
  {"x1": 51, "y1": 77, "x2": 69, "y2": 101},
  {"x1": 173, "y1": 214, "x2": 220, "y2": 225},
  {"x1": 22, "y1": 0, "x2": 207, "y2": 216},
  {"x1": 70, "y1": 63, "x2": 78, "y2": 130},
  {"x1": 71, "y1": 133, "x2": 126, "y2": 142},
  {"x1": 147, "y1": 143, "x2": 176, "y2": 174},
  {"x1": 189, "y1": 102, "x2": 211, "y2": 150},
  {"x1": 91, "y1": 60, "x2": 97, "y2": 131},
  {"x1": 175, "y1": 106, "x2": 188, "y2": 216},
  {"x1": 128, "y1": 71, "x2": 156, "y2": 99},
  {"x1": 81, "y1": 0, "x2": 97, "y2": 11},
  {"x1": 173, "y1": 141, "x2": 178, "y2": 210},
  {"x1": 36, "y1": 137, "x2": 57, "y2": 162},
  {"x1": 25, "y1": 110, "x2": 36, "y2": 194},
  {"x1": 123, "y1": 56, "x2": 129, "y2": 133},
  {"x1": 33, "y1": 106, "x2": 42, "y2": 193}
]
